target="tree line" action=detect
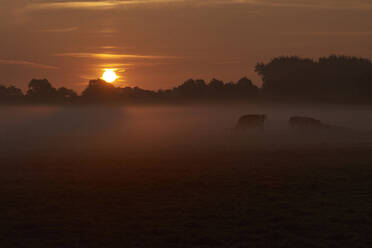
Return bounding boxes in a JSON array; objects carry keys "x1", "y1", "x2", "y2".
[
  {"x1": 0, "y1": 77, "x2": 259, "y2": 104},
  {"x1": 255, "y1": 55, "x2": 372, "y2": 102},
  {"x1": 1, "y1": 55, "x2": 372, "y2": 104}
]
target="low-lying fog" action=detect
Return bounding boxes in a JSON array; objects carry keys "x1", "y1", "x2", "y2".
[{"x1": 1, "y1": 104, "x2": 372, "y2": 156}]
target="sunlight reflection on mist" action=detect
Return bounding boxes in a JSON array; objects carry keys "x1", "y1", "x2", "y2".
[{"x1": 1, "y1": 104, "x2": 372, "y2": 157}]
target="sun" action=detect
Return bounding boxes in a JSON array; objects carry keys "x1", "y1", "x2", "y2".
[{"x1": 101, "y1": 69, "x2": 118, "y2": 83}]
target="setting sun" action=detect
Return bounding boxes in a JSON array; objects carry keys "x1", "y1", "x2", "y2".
[{"x1": 101, "y1": 69, "x2": 118, "y2": 83}]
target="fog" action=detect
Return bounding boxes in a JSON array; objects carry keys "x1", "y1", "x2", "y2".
[{"x1": 1, "y1": 104, "x2": 372, "y2": 158}]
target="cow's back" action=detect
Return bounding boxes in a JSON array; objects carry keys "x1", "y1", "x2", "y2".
[
  {"x1": 289, "y1": 116, "x2": 321, "y2": 128},
  {"x1": 236, "y1": 114, "x2": 266, "y2": 130}
]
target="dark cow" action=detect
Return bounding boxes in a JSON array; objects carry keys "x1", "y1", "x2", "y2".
[
  {"x1": 289, "y1": 116, "x2": 327, "y2": 129},
  {"x1": 236, "y1": 114, "x2": 266, "y2": 130}
]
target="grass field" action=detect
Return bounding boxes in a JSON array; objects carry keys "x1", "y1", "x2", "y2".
[
  {"x1": 1, "y1": 105, "x2": 372, "y2": 247},
  {"x1": 1, "y1": 146, "x2": 372, "y2": 247}
]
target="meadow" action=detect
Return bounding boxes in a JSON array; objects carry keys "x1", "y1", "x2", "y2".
[{"x1": 1, "y1": 104, "x2": 372, "y2": 247}]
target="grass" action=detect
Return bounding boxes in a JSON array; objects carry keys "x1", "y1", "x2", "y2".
[{"x1": 1, "y1": 147, "x2": 372, "y2": 247}]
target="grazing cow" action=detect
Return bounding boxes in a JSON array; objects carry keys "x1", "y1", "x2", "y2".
[
  {"x1": 289, "y1": 116, "x2": 325, "y2": 129},
  {"x1": 236, "y1": 114, "x2": 266, "y2": 130}
]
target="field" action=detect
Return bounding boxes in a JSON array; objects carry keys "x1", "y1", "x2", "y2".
[{"x1": 1, "y1": 104, "x2": 372, "y2": 247}]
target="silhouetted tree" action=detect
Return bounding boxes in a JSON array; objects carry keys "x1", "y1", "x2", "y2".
[
  {"x1": 27, "y1": 79, "x2": 57, "y2": 103},
  {"x1": 120, "y1": 86, "x2": 157, "y2": 102},
  {"x1": 57, "y1": 87, "x2": 78, "y2": 103},
  {"x1": 256, "y1": 55, "x2": 372, "y2": 102},
  {"x1": 235, "y1": 77, "x2": 259, "y2": 97},
  {"x1": 207, "y1": 78, "x2": 225, "y2": 98},
  {"x1": 167, "y1": 77, "x2": 259, "y2": 102},
  {"x1": 172, "y1": 79, "x2": 207, "y2": 99},
  {"x1": 81, "y1": 79, "x2": 121, "y2": 102},
  {"x1": 0, "y1": 85, "x2": 24, "y2": 103},
  {"x1": 205, "y1": 77, "x2": 258, "y2": 100}
]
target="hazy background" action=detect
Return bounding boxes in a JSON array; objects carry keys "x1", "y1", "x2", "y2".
[
  {"x1": 1, "y1": 104, "x2": 372, "y2": 158},
  {"x1": 1, "y1": 0, "x2": 372, "y2": 91}
]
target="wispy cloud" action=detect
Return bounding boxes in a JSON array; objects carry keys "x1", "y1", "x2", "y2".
[
  {"x1": 205, "y1": 0, "x2": 372, "y2": 10},
  {"x1": 36, "y1": 27, "x2": 79, "y2": 33},
  {"x1": 27, "y1": 1, "x2": 122, "y2": 10},
  {"x1": 101, "y1": 46, "x2": 118, "y2": 49},
  {"x1": 55, "y1": 52, "x2": 180, "y2": 59},
  {"x1": 24, "y1": 0, "x2": 372, "y2": 11},
  {"x1": 26, "y1": 0, "x2": 182, "y2": 11},
  {"x1": 280, "y1": 31, "x2": 372, "y2": 36},
  {"x1": 0, "y1": 59, "x2": 59, "y2": 69},
  {"x1": 99, "y1": 63, "x2": 133, "y2": 67}
]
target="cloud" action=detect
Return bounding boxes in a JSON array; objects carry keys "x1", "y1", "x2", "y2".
[
  {"x1": 36, "y1": 27, "x2": 79, "y2": 33},
  {"x1": 0, "y1": 59, "x2": 59, "y2": 69},
  {"x1": 26, "y1": 1, "x2": 122, "y2": 10},
  {"x1": 55, "y1": 52, "x2": 180, "y2": 59},
  {"x1": 26, "y1": 0, "x2": 182, "y2": 11},
  {"x1": 101, "y1": 46, "x2": 118, "y2": 49},
  {"x1": 280, "y1": 31, "x2": 372, "y2": 36},
  {"x1": 99, "y1": 63, "x2": 133, "y2": 67},
  {"x1": 24, "y1": 0, "x2": 372, "y2": 11}
]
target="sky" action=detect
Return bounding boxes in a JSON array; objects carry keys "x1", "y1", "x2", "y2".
[{"x1": 1, "y1": 0, "x2": 372, "y2": 92}]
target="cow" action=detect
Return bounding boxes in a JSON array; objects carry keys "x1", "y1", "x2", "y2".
[
  {"x1": 236, "y1": 114, "x2": 266, "y2": 131},
  {"x1": 289, "y1": 116, "x2": 327, "y2": 129}
]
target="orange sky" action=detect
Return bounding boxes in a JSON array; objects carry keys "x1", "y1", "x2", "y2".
[{"x1": 1, "y1": 0, "x2": 372, "y2": 92}]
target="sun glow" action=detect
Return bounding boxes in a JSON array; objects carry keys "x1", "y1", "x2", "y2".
[{"x1": 101, "y1": 69, "x2": 118, "y2": 83}]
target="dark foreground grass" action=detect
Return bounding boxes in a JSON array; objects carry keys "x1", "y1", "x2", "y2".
[{"x1": 1, "y1": 147, "x2": 372, "y2": 247}]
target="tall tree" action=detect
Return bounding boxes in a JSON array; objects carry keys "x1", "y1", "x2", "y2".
[{"x1": 27, "y1": 79, "x2": 57, "y2": 102}]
